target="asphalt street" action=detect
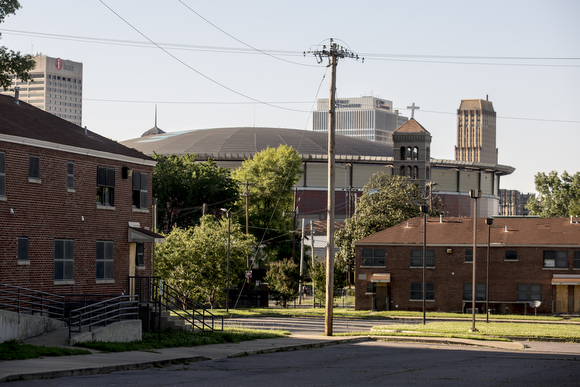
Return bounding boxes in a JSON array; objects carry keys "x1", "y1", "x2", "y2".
[{"x1": 8, "y1": 340, "x2": 580, "y2": 387}]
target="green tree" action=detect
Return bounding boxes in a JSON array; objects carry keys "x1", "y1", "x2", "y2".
[
  {"x1": 152, "y1": 153, "x2": 238, "y2": 233},
  {"x1": 0, "y1": 1, "x2": 36, "y2": 91},
  {"x1": 264, "y1": 259, "x2": 301, "y2": 308},
  {"x1": 309, "y1": 256, "x2": 347, "y2": 305},
  {"x1": 336, "y1": 172, "x2": 435, "y2": 275},
  {"x1": 155, "y1": 215, "x2": 256, "y2": 308},
  {"x1": 231, "y1": 145, "x2": 303, "y2": 261},
  {"x1": 525, "y1": 170, "x2": 580, "y2": 217}
]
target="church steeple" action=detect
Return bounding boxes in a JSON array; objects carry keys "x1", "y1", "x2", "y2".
[
  {"x1": 141, "y1": 104, "x2": 166, "y2": 137},
  {"x1": 392, "y1": 118, "x2": 432, "y2": 193}
]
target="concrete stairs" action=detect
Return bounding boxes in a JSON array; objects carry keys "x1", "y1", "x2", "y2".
[{"x1": 159, "y1": 311, "x2": 196, "y2": 332}]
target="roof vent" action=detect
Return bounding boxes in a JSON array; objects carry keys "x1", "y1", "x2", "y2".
[
  {"x1": 14, "y1": 87, "x2": 19, "y2": 105},
  {"x1": 440, "y1": 215, "x2": 443, "y2": 223},
  {"x1": 504, "y1": 226, "x2": 508, "y2": 232},
  {"x1": 571, "y1": 216, "x2": 575, "y2": 224}
]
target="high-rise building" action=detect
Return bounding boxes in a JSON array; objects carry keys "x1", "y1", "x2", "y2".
[
  {"x1": 312, "y1": 96, "x2": 407, "y2": 146},
  {"x1": 1, "y1": 55, "x2": 83, "y2": 126},
  {"x1": 455, "y1": 98, "x2": 497, "y2": 164},
  {"x1": 499, "y1": 189, "x2": 535, "y2": 216}
]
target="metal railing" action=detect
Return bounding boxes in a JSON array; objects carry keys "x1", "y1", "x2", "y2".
[
  {"x1": 0, "y1": 284, "x2": 65, "y2": 320},
  {"x1": 68, "y1": 295, "x2": 139, "y2": 338},
  {"x1": 129, "y1": 276, "x2": 223, "y2": 332}
]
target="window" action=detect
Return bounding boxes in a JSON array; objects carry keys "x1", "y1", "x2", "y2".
[
  {"x1": 136, "y1": 242, "x2": 145, "y2": 267},
  {"x1": 54, "y1": 239, "x2": 74, "y2": 280},
  {"x1": 361, "y1": 249, "x2": 385, "y2": 267},
  {"x1": 543, "y1": 251, "x2": 567, "y2": 268},
  {"x1": 517, "y1": 284, "x2": 541, "y2": 301},
  {"x1": 97, "y1": 167, "x2": 115, "y2": 206},
  {"x1": 412, "y1": 147, "x2": 418, "y2": 160},
  {"x1": 400, "y1": 147, "x2": 406, "y2": 161},
  {"x1": 132, "y1": 172, "x2": 148, "y2": 209},
  {"x1": 465, "y1": 249, "x2": 473, "y2": 262},
  {"x1": 96, "y1": 241, "x2": 114, "y2": 279},
  {"x1": 400, "y1": 166, "x2": 406, "y2": 176},
  {"x1": 505, "y1": 250, "x2": 518, "y2": 261},
  {"x1": 28, "y1": 156, "x2": 40, "y2": 179},
  {"x1": 17, "y1": 237, "x2": 29, "y2": 261},
  {"x1": 463, "y1": 283, "x2": 486, "y2": 301},
  {"x1": 66, "y1": 162, "x2": 74, "y2": 190},
  {"x1": 0, "y1": 151, "x2": 5, "y2": 196},
  {"x1": 410, "y1": 283, "x2": 434, "y2": 300},
  {"x1": 410, "y1": 249, "x2": 434, "y2": 267},
  {"x1": 575, "y1": 251, "x2": 580, "y2": 269},
  {"x1": 366, "y1": 282, "x2": 376, "y2": 294}
]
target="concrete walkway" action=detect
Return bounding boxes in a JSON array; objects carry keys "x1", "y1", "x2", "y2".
[{"x1": 1, "y1": 332, "x2": 524, "y2": 382}]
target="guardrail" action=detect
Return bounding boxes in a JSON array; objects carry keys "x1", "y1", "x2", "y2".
[
  {"x1": 68, "y1": 295, "x2": 139, "y2": 338},
  {"x1": 0, "y1": 284, "x2": 65, "y2": 320}
]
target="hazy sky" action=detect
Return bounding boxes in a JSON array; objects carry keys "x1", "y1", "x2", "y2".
[{"x1": 2, "y1": 0, "x2": 579, "y2": 194}]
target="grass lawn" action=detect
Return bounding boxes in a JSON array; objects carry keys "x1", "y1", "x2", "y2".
[
  {"x1": 370, "y1": 321, "x2": 580, "y2": 341},
  {"x1": 75, "y1": 328, "x2": 289, "y2": 353},
  {"x1": 0, "y1": 340, "x2": 91, "y2": 361}
]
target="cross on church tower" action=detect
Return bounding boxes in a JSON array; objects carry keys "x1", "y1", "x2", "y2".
[{"x1": 407, "y1": 102, "x2": 420, "y2": 119}]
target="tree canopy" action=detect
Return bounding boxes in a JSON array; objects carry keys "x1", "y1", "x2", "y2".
[
  {"x1": 231, "y1": 145, "x2": 303, "y2": 261},
  {"x1": 335, "y1": 172, "x2": 434, "y2": 273},
  {"x1": 309, "y1": 257, "x2": 347, "y2": 304},
  {"x1": 155, "y1": 215, "x2": 256, "y2": 308},
  {"x1": 525, "y1": 170, "x2": 580, "y2": 217},
  {"x1": 152, "y1": 153, "x2": 238, "y2": 233},
  {"x1": 264, "y1": 258, "x2": 301, "y2": 308},
  {"x1": 0, "y1": 1, "x2": 36, "y2": 91}
]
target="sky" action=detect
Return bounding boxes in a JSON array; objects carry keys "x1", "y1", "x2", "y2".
[{"x1": 1, "y1": 0, "x2": 579, "y2": 194}]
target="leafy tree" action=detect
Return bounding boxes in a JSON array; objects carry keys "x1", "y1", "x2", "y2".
[
  {"x1": 264, "y1": 259, "x2": 301, "y2": 308},
  {"x1": 231, "y1": 145, "x2": 303, "y2": 261},
  {"x1": 336, "y1": 172, "x2": 435, "y2": 275},
  {"x1": 152, "y1": 153, "x2": 238, "y2": 233},
  {"x1": 525, "y1": 170, "x2": 580, "y2": 217},
  {"x1": 155, "y1": 215, "x2": 256, "y2": 308},
  {"x1": 309, "y1": 256, "x2": 347, "y2": 305},
  {"x1": 0, "y1": 1, "x2": 36, "y2": 91}
]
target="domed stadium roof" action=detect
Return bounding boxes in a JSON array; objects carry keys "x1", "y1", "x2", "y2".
[{"x1": 121, "y1": 127, "x2": 393, "y2": 162}]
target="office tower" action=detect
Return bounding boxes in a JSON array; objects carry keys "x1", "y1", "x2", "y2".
[{"x1": 455, "y1": 98, "x2": 497, "y2": 164}]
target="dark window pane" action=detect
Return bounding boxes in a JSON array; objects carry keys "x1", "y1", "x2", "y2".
[
  {"x1": 96, "y1": 261, "x2": 104, "y2": 279},
  {"x1": 54, "y1": 261, "x2": 63, "y2": 280},
  {"x1": 17, "y1": 238, "x2": 28, "y2": 260},
  {"x1": 28, "y1": 156, "x2": 39, "y2": 178},
  {"x1": 106, "y1": 168, "x2": 115, "y2": 187},
  {"x1": 97, "y1": 167, "x2": 106, "y2": 185}
]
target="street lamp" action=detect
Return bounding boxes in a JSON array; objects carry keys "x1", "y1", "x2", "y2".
[
  {"x1": 486, "y1": 217, "x2": 494, "y2": 323},
  {"x1": 469, "y1": 189, "x2": 481, "y2": 332},
  {"x1": 420, "y1": 204, "x2": 429, "y2": 325}
]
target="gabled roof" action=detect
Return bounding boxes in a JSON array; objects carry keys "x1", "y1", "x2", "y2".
[
  {"x1": 394, "y1": 118, "x2": 430, "y2": 134},
  {"x1": 355, "y1": 217, "x2": 580, "y2": 247},
  {"x1": 0, "y1": 94, "x2": 153, "y2": 163}
]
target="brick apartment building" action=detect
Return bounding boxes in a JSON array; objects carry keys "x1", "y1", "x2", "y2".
[
  {"x1": 0, "y1": 94, "x2": 163, "y2": 296},
  {"x1": 355, "y1": 216, "x2": 580, "y2": 315}
]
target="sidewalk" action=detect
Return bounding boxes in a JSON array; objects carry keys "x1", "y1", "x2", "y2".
[{"x1": 0, "y1": 333, "x2": 523, "y2": 382}]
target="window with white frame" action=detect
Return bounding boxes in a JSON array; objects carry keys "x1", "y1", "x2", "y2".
[
  {"x1": 464, "y1": 249, "x2": 473, "y2": 262},
  {"x1": 96, "y1": 241, "x2": 114, "y2": 280},
  {"x1": 54, "y1": 239, "x2": 74, "y2": 280}
]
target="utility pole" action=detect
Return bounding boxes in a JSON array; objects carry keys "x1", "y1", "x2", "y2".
[{"x1": 306, "y1": 38, "x2": 362, "y2": 336}]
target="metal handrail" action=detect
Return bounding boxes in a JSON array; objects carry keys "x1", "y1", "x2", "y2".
[
  {"x1": 0, "y1": 284, "x2": 65, "y2": 320},
  {"x1": 68, "y1": 295, "x2": 139, "y2": 338}
]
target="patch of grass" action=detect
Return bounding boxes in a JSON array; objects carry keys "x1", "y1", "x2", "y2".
[
  {"x1": 371, "y1": 321, "x2": 580, "y2": 341},
  {"x1": 0, "y1": 340, "x2": 91, "y2": 361},
  {"x1": 75, "y1": 328, "x2": 289, "y2": 353}
]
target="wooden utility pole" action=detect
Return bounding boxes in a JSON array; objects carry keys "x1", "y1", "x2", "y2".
[
  {"x1": 306, "y1": 38, "x2": 362, "y2": 336},
  {"x1": 239, "y1": 181, "x2": 256, "y2": 283}
]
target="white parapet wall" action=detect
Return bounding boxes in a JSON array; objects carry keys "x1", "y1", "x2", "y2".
[
  {"x1": 67, "y1": 320, "x2": 142, "y2": 345},
  {"x1": 0, "y1": 310, "x2": 66, "y2": 342}
]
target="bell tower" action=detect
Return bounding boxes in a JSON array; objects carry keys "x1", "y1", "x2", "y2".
[{"x1": 392, "y1": 118, "x2": 432, "y2": 193}]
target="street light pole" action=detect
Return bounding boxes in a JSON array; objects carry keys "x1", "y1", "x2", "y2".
[
  {"x1": 486, "y1": 217, "x2": 494, "y2": 323},
  {"x1": 420, "y1": 205, "x2": 429, "y2": 325},
  {"x1": 226, "y1": 211, "x2": 232, "y2": 313},
  {"x1": 469, "y1": 189, "x2": 481, "y2": 332}
]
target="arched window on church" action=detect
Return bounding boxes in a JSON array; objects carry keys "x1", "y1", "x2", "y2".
[
  {"x1": 426, "y1": 167, "x2": 430, "y2": 180},
  {"x1": 413, "y1": 147, "x2": 419, "y2": 160},
  {"x1": 400, "y1": 166, "x2": 406, "y2": 176},
  {"x1": 400, "y1": 147, "x2": 406, "y2": 161},
  {"x1": 407, "y1": 147, "x2": 412, "y2": 160},
  {"x1": 413, "y1": 166, "x2": 419, "y2": 179},
  {"x1": 407, "y1": 166, "x2": 412, "y2": 177}
]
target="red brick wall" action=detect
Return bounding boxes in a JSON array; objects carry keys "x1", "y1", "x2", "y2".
[
  {"x1": 355, "y1": 243, "x2": 574, "y2": 314},
  {"x1": 0, "y1": 141, "x2": 154, "y2": 296}
]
